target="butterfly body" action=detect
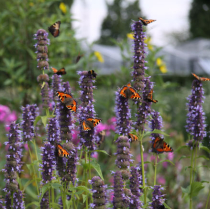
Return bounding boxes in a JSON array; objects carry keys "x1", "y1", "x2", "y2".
[
  {"x1": 88, "y1": 70, "x2": 97, "y2": 78},
  {"x1": 51, "y1": 67, "x2": 66, "y2": 75},
  {"x1": 48, "y1": 21, "x2": 61, "y2": 37},
  {"x1": 128, "y1": 133, "x2": 138, "y2": 142},
  {"x1": 97, "y1": 130, "x2": 106, "y2": 146},
  {"x1": 138, "y1": 17, "x2": 156, "y2": 25},
  {"x1": 119, "y1": 83, "x2": 141, "y2": 100},
  {"x1": 82, "y1": 118, "x2": 101, "y2": 131},
  {"x1": 152, "y1": 136, "x2": 173, "y2": 153},
  {"x1": 56, "y1": 91, "x2": 77, "y2": 113},
  {"x1": 146, "y1": 89, "x2": 158, "y2": 103},
  {"x1": 192, "y1": 73, "x2": 210, "y2": 81},
  {"x1": 55, "y1": 143, "x2": 69, "y2": 157}
]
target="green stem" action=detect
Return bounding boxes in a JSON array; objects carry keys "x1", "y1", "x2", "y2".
[
  {"x1": 205, "y1": 188, "x2": 210, "y2": 209},
  {"x1": 32, "y1": 139, "x2": 41, "y2": 179},
  {"x1": 139, "y1": 131, "x2": 146, "y2": 205},
  {"x1": 189, "y1": 147, "x2": 195, "y2": 209},
  {"x1": 88, "y1": 152, "x2": 93, "y2": 203},
  {"x1": 85, "y1": 149, "x2": 88, "y2": 209},
  {"x1": 51, "y1": 187, "x2": 54, "y2": 205},
  {"x1": 27, "y1": 142, "x2": 39, "y2": 196},
  {"x1": 154, "y1": 154, "x2": 158, "y2": 186}
]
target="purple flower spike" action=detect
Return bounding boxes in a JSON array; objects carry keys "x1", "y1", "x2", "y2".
[
  {"x1": 47, "y1": 117, "x2": 60, "y2": 145},
  {"x1": 58, "y1": 81, "x2": 73, "y2": 142},
  {"x1": 91, "y1": 176, "x2": 107, "y2": 208},
  {"x1": 41, "y1": 82, "x2": 50, "y2": 109},
  {"x1": 52, "y1": 74, "x2": 62, "y2": 100},
  {"x1": 113, "y1": 171, "x2": 128, "y2": 209},
  {"x1": 40, "y1": 142, "x2": 56, "y2": 184},
  {"x1": 186, "y1": 80, "x2": 206, "y2": 146},
  {"x1": 131, "y1": 20, "x2": 147, "y2": 91},
  {"x1": 40, "y1": 191, "x2": 49, "y2": 209},
  {"x1": 115, "y1": 136, "x2": 131, "y2": 180},
  {"x1": 13, "y1": 190, "x2": 25, "y2": 209},
  {"x1": 115, "y1": 91, "x2": 131, "y2": 135},
  {"x1": 34, "y1": 29, "x2": 49, "y2": 71},
  {"x1": 78, "y1": 71, "x2": 97, "y2": 150},
  {"x1": 152, "y1": 185, "x2": 165, "y2": 209},
  {"x1": 150, "y1": 110, "x2": 163, "y2": 143},
  {"x1": 135, "y1": 77, "x2": 153, "y2": 132}
]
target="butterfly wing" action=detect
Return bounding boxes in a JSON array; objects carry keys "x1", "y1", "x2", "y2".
[
  {"x1": 51, "y1": 67, "x2": 58, "y2": 73},
  {"x1": 152, "y1": 137, "x2": 173, "y2": 153},
  {"x1": 56, "y1": 143, "x2": 70, "y2": 157},
  {"x1": 48, "y1": 21, "x2": 61, "y2": 37},
  {"x1": 129, "y1": 87, "x2": 141, "y2": 100},
  {"x1": 139, "y1": 17, "x2": 156, "y2": 25},
  {"x1": 128, "y1": 133, "x2": 138, "y2": 142},
  {"x1": 57, "y1": 68, "x2": 66, "y2": 75},
  {"x1": 86, "y1": 118, "x2": 101, "y2": 127},
  {"x1": 119, "y1": 86, "x2": 128, "y2": 98},
  {"x1": 56, "y1": 91, "x2": 73, "y2": 103},
  {"x1": 192, "y1": 73, "x2": 210, "y2": 81},
  {"x1": 76, "y1": 54, "x2": 83, "y2": 63},
  {"x1": 66, "y1": 99, "x2": 77, "y2": 113},
  {"x1": 147, "y1": 89, "x2": 158, "y2": 103},
  {"x1": 82, "y1": 120, "x2": 91, "y2": 131}
]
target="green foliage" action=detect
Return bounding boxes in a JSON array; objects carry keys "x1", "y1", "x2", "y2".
[
  {"x1": 98, "y1": 0, "x2": 141, "y2": 45},
  {"x1": 189, "y1": 0, "x2": 210, "y2": 39}
]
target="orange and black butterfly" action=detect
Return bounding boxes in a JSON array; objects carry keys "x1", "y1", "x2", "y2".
[
  {"x1": 128, "y1": 133, "x2": 138, "y2": 142},
  {"x1": 51, "y1": 67, "x2": 66, "y2": 75},
  {"x1": 192, "y1": 73, "x2": 210, "y2": 82},
  {"x1": 55, "y1": 143, "x2": 69, "y2": 157},
  {"x1": 138, "y1": 17, "x2": 156, "y2": 26},
  {"x1": 119, "y1": 83, "x2": 141, "y2": 100},
  {"x1": 48, "y1": 21, "x2": 61, "y2": 37},
  {"x1": 146, "y1": 89, "x2": 158, "y2": 103},
  {"x1": 56, "y1": 91, "x2": 77, "y2": 113},
  {"x1": 97, "y1": 130, "x2": 106, "y2": 147},
  {"x1": 152, "y1": 136, "x2": 173, "y2": 154},
  {"x1": 88, "y1": 70, "x2": 97, "y2": 78},
  {"x1": 82, "y1": 118, "x2": 101, "y2": 131}
]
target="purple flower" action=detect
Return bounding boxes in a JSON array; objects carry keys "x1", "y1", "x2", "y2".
[
  {"x1": 151, "y1": 185, "x2": 165, "y2": 209},
  {"x1": 150, "y1": 110, "x2": 163, "y2": 143},
  {"x1": 13, "y1": 190, "x2": 25, "y2": 209},
  {"x1": 58, "y1": 82, "x2": 73, "y2": 142},
  {"x1": 186, "y1": 80, "x2": 206, "y2": 145},
  {"x1": 40, "y1": 142, "x2": 56, "y2": 184},
  {"x1": 78, "y1": 71, "x2": 97, "y2": 150},
  {"x1": 40, "y1": 191, "x2": 49, "y2": 209},
  {"x1": 47, "y1": 117, "x2": 60, "y2": 145},
  {"x1": 115, "y1": 91, "x2": 131, "y2": 135},
  {"x1": 115, "y1": 136, "x2": 131, "y2": 180},
  {"x1": 131, "y1": 20, "x2": 147, "y2": 91},
  {"x1": 52, "y1": 74, "x2": 62, "y2": 100},
  {"x1": 34, "y1": 29, "x2": 49, "y2": 71},
  {"x1": 135, "y1": 77, "x2": 153, "y2": 132},
  {"x1": 130, "y1": 166, "x2": 141, "y2": 197},
  {"x1": 90, "y1": 176, "x2": 107, "y2": 208},
  {"x1": 113, "y1": 171, "x2": 129, "y2": 209}
]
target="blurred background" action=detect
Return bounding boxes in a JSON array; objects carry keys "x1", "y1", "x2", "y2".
[{"x1": 0, "y1": 0, "x2": 210, "y2": 208}]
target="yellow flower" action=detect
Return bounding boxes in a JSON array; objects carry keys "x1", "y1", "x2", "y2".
[
  {"x1": 144, "y1": 37, "x2": 153, "y2": 50},
  {"x1": 29, "y1": 2, "x2": 34, "y2": 6},
  {"x1": 127, "y1": 33, "x2": 134, "y2": 40},
  {"x1": 59, "y1": 2, "x2": 67, "y2": 14},
  {"x1": 159, "y1": 65, "x2": 167, "y2": 73},
  {"x1": 94, "y1": 51, "x2": 104, "y2": 63},
  {"x1": 156, "y1": 57, "x2": 163, "y2": 66}
]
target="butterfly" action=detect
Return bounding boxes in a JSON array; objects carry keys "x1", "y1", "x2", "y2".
[
  {"x1": 146, "y1": 89, "x2": 158, "y2": 103},
  {"x1": 152, "y1": 136, "x2": 173, "y2": 153},
  {"x1": 82, "y1": 118, "x2": 101, "y2": 131},
  {"x1": 97, "y1": 130, "x2": 106, "y2": 147},
  {"x1": 192, "y1": 73, "x2": 210, "y2": 81},
  {"x1": 119, "y1": 83, "x2": 141, "y2": 100},
  {"x1": 56, "y1": 91, "x2": 77, "y2": 113},
  {"x1": 76, "y1": 53, "x2": 83, "y2": 63},
  {"x1": 48, "y1": 21, "x2": 61, "y2": 37},
  {"x1": 138, "y1": 17, "x2": 156, "y2": 26},
  {"x1": 51, "y1": 67, "x2": 66, "y2": 75},
  {"x1": 88, "y1": 70, "x2": 97, "y2": 78},
  {"x1": 55, "y1": 143, "x2": 69, "y2": 157},
  {"x1": 128, "y1": 133, "x2": 138, "y2": 142}
]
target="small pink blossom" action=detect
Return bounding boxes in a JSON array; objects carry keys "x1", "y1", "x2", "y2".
[
  {"x1": 91, "y1": 152, "x2": 98, "y2": 159},
  {"x1": 96, "y1": 123, "x2": 106, "y2": 134},
  {"x1": 108, "y1": 117, "x2": 116, "y2": 123},
  {"x1": 167, "y1": 152, "x2": 174, "y2": 161},
  {"x1": 157, "y1": 175, "x2": 166, "y2": 185},
  {"x1": 0, "y1": 105, "x2": 10, "y2": 122}
]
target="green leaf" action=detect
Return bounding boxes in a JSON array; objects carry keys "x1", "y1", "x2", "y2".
[
  {"x1": 82, "y1": 194, "x2": 87, "y2": 203},
  {"x1": 144, "y1": 161, "x2": 153, "y2": 165},
  {"x1": 90, "y1": 160, "x2": 104, "y2": 180},
  {"x1": 22, "y1": 179, "x2": 34, "y2": 192},
  {"x1": 197, "y1": 155, "x2": 210, "y2": 160},
  {"x1": 178, "y1": 155, "x2": 190, "y2": 161},
  {"x1": 190, "y1": 182, "x2": 205, "y2": 198},
  {"x1": 26, "y1": 164, "x2": 33, "y2": 174},
  {"x1": 76, "y1": 186, "x2": 92, "y2": 195},
  {"x1": 34, "y1": 116, "x2": 41, "y2": 128},
  {"x1": 176, "y1": 145, "x2": 188, "y2": 152},
  {"x1": 158, "y1": 159, "x2": 175, "y2": 166},
  {"x1": 26, "y1": 201, "x2": 40, "y2": 209},
  {"x1": 113, "y1": 133, "x2": 120, "y2": 142},
  {"x1": 163, "y1": 202, "x2": 172, "y2": 209},
  {"x1": 51, "y1": 183, "x2": 62, "y2": 190},
  {"x1": 181, "y1": 186, "x2": 190, "y2": 198},
  {"x1": 40, "y1": 184, "x2": 50, "y2": 199},
  {"x1": 92, "y1": 150, "x2": 109, "y2": 156},
  {"x1": 41, "y1": 116, "x2": 48, "y2": 127},
  {"x1": 200, "y1": 145, "x2": 210, "y2": 153}
]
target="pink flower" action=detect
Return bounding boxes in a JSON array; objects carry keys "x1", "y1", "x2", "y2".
[
  {"x1": 96, "y1": 123, "x2": 106, "y2": 134},
  {"x1": 157, "y1": 175, "x2": 166, "y2": 185},
  {"x1": 167, "y1": 152, "x2": 174, "y2": 161},
  {"x1": 150, "y1": 155, "x2": 156, "y2": 162},
  {"x1": 72, "y1": 130, "x2": 79, "y2": 145},
  {"x1": 0, "y1": 105, "x2": 10, "y2": 122},
  {"x1": 91, "y1": 152, "x2": 98, "y2": 159},
  {"x1": 162, "y1": 162, "x2": 168, "y2": 168},
  {"x1": 6, "y1": 111, "x2": 17, "y2": 123},
  {"x1": 109, "y1": 191, "x2": 114, "y2": 202},
  {"x1": 108, "y1": 117, "x2": 116, "y2": 123}
]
